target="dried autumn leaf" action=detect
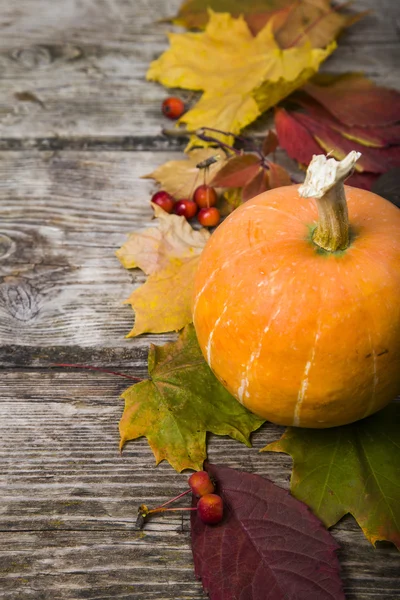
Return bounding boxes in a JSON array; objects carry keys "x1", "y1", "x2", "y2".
[
  {"x1": 210, "y1": 154, "x2": 261, "y2": 188},
  {"x1": 147, "y1": 12, "x2": 335, "y2": 146},
  {"x1": 170, "y1": 0, "x2": 363, "y2": 46},
  {"x1": 304, "y1": 73, "x2": 400, "y2": 127},
  {"x1": 191, "y1": 463, "x2": 345, "y2": 600},
  {"x1": 274, "y1": 0, "x2": 366, "y2": 49},
  {"x1": 293, "y1": 94, "x2": 400, "y2": 148},
  {"x1": 116, "y1": 205, "x2": 209, "y2": 336},
  {"x1": 293, "y1": 111, "x2": 400, "y2": 173},
  {"x1": 242, "y1": 167, "x2": 269, "y2": 201},
  {"x1": 275, "y1": 107, "x2": 322, "y2": 166},
  {"x1": 119, "y1": 326, "x2": 265, "y2": 472},
  {"x1": 171, "y1": 0, "x2": 293, "y2": 31},
  {"x1": 262, "y1": 129, "x2": 279, "y2": 156},
  {"x1": 116, "y1": 204, "x2": 209, "y2": 273},
  {"x1": 268, "y1": 161, "x2": 292, "y2": 187},
  {"x1": 264, "y1": 404, "x2": 400, "y2": 548},
  {"x1": 143, "y1": 148, "x2": 225, "y2": 200}
]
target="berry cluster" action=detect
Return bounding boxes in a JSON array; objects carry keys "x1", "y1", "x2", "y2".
[
  {"x1": 151, "y1": 186, "x2": 221, "y2": 228},
  {"x1": 136, "y1": 470, "x2": 224, "y2": 528}
]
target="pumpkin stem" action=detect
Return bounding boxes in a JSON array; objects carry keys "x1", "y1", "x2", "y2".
[{"x1": 299, "y1": 151, "x2": 361, "y2": 252}]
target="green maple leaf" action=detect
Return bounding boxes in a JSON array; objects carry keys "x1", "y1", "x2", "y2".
[
  {"x1": 120, "y1": 325, "x2": 265, "y2": 472},
  {"x1": 264, "y1": 404, "x2": 400, "y2": 548}
]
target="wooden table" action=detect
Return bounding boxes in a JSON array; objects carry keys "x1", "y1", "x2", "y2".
[{"x1": 0, "y1": 1, "x2": 399, "y2": 598}]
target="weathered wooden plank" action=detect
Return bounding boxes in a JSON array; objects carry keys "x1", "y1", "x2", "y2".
[
  {"x1": 0, "y1": 149, "x2": 302, "y2": 366},
  {"x1": 0, "y1": 0, "x2": 398, "y2": 140},
  {"x1": 0, "y1": 150, "x2": 182, "y2": 364},
  {"x1": 0, "y1": 0, "x2": 397, "y2": 47},
  {"x1": 0, "y1": 371, "x2": 398, "y2": 599}
]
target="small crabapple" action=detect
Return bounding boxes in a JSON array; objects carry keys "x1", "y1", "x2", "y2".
[
  {"x1": 188, "y1": 471, "x2": 215, "y2": 497},
  {"x1": 197, "y1": 494, "x2": 224, "y2": 525},
  {"x1": 151, "y1": 190, "x2": 174, "y2": 213},
  {"x1": 193, "y1": 185, "x2": 218, "y2": 208},
  {"x1": 162, "y1": 97, "x2": 185, "y2": 120},
  {"x1": 174, "y1": 199, "x2": 198, "y2": 219},
  {"x1": 197, "y1": 207, "x2": 220, "y2": 227}
]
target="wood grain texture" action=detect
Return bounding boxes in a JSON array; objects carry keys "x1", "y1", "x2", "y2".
[
  {"x1": 0, "y1": 0, "x2": 398, "y2": 139},
  {"x1": 0, "y1": 371, "x2": 399, "y2": 600}
]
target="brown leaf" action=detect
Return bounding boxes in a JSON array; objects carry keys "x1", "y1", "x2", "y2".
[
  {"x1": 171, "y1": 0, "x2": 293, "y2": 31},
  {"x1": 268, "y1": 161, "x2": 292, "y2": 188},
  {"x1": 116, "y1": 204, "x2": 209, "y2": 273},
  {"x1": 274, "y1": 107, "x2": 323, "y2": 167},
  {"x1": 304, "y1": 73, "x2": 400, "y2": 126},
  {"x1": 242, "y1": 167, "x2": 269, "y2": 201},
  {"x1": 143, "y1": 149, "x2": 226, "y2": 199},
  {"x1": 275, "y1": 0, "x2": 367, "y2": 49},
  {"x1": 210, "y1": 154, "x2": 261, "y2": 188},
  {"x1": 261, "y1": 130, "x2": 279, "y2": 156},
  {"x1": 116, "y1": 206, "x2": 210, "y2": 336}
]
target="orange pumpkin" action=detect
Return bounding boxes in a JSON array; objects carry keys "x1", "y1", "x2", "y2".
[{"x1": 193, "y1": 152, "x2": 400, "y2": 428}]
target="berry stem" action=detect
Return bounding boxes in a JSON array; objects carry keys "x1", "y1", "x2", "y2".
[
  {"x1": 148, "y1": 506, "x2": 197, "y2": 515},
  {"x1": 155, "y1": 488, "x2": 191, "y2": 510},
  {"x1": 53, "y1": 364, "x2": 143, "y2": 382}
]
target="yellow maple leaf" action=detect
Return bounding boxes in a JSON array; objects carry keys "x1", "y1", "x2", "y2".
[
  {"x1": 116, "y1": 205, "x2": 210, "y2": 337},
  {"x1": 147, "y1": 11, "x2": 335, "y2": 145},
  {"x1": 143, "y1": 148, "x2": 226, "y2": 200}
]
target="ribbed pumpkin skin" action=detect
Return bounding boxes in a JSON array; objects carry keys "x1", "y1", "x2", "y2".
[{"x1": 193, "y1": 185, "x2": 400, "y2": 428}]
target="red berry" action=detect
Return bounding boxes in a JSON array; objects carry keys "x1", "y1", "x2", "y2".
[
  {"x1": 188, "y1": 471, "x2": 215, "y2": 497},
  {"x1": 197, "y1": 494, "x2": 223, "y2": 525},
  {"x1": 162, "y1": 97, "x2": 185, "y2": 120},
  {"x1": 193, "y1": 185, "x2": 218, "y2": 208},
  {"x1": 151, "y1": 190, "x2": 174, "y2": 213},
  {"x1": 197, "y1": 207, "x2": 220, "y2": 227},
  {"x1": 174, "y1": 199, "x2": 198, "y2": 219}
]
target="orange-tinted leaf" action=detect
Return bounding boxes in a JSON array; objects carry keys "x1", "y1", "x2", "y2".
[
  {"x1": 210, "y1": 154, "x2": 261, "y2": 188},
  {"x1": 242, "y1": 167, "x2": 269, "y2": 201},
  {"x1": 268, "y1": 161, "x2": 292, "y2": 188},
  {"x1": 262, "y1": 130, "x2": 279, "y2": 156},
  {"x1": 275, "y1": 0, "x2": 367, "y2": 49},
  {"x1": 171, "y1": 0, "x2": 293, "y2": 30},
  {"x1": 304, "y1": 74, "x2": 400, "y2": 126},
  {"x1": 245, "y1": 6, "x2": 291, "y2": 35},
  {"x1": 294, "y1": 94, "x2": 400, "y2": 147},
  {"x1": 275, "y1": 107, "x2": 323, "y2": 166},
  {"x1": 293, "y1": 112, "x2": 400, "y2": 173}
]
